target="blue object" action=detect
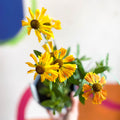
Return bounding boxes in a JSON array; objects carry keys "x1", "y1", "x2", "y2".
[{"x1": 0, "y1": 0, "x2": 23, "y2": 42}]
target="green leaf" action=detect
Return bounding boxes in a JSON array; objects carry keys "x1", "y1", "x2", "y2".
[
  {"x1": 93, "y1": 66, "x2": 109, "y2": 74},
  {"x1": 106, "y1": 53, "x2": 109, "y2": 66},
  {"x1": 33, "y1": 50, "x2": 42, "y2": 57},
  {"x1": 79, "y1": 92, "x2": 85, "y2": 104},
  {"x1": 64, "y1": 47, "x2": 71, "y2": 58},
  {"x1": 77, "y1": 59, "x2": 86, "y2": 79},
  {"x1": 76, "y1": 44, "x2": 80, "y2": 58},
  {"x1": 49, "y1": 81, "x2": 52, "y2": 91},
  {"x1": 41, "y1": 100, "x2": 55, "y2": 108},
  {"x1": 68, "y1": 76, "x2": 79, "y2": 85},
  {"x1": 80, "y1": 56, "x2": 91, "y2": 61}
]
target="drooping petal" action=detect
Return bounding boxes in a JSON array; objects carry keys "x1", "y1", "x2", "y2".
[
  {"x1": 28, "y1": 7, "x2": 34, "y2": 19},
  {"x1": 82, "y1": 84, "x2": 92, "y2": 92},
  {"x1": 59, "y1": 48, "x2": 67, "y2": 59},
  {"x1": 35, "y1": 9, "x2": 40, "y2": 19},
  {"x1": 42, "y1": 44, "x2": 50, "y2": 52},
  {"x1": 26, "y1": 62, "x2": 35, "y2": 67},
  {"x1": 21, "y1": 20, "x2": 29, "y2": 26},
  {"x1": 63, "y1": 55, "x2": 75, "y2": 63},
  {"x1": 27, "y1": 69, "x2": 35, "y2": 74},
  {"x1": 48, "y1": 41, "x2": 53, "y2": 52},
  {"x1": 34, "y1": 72, "x2": 38, "y2": 80},
  {"x1": 35, "y1": 30, "x2": 42, "y2": 42},
  {"x1": 30, "y1": 54, "x2": 38, "y2": 64},
  {"x1": 27, "y1": 27, "x2": 32, "y2": 35},
  {"x1": 100, "y1": 76, "x2": 106, "y2": 85}
]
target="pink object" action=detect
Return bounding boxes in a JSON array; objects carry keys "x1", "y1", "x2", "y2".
[{"x1": 17, "y1": 87, "x2": 32, "y2": 120}]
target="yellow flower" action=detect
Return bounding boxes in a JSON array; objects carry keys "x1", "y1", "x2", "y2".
[
  {"x1": 42, "y1": 41, "x2": 54, "y2": 57},
  {"x1": 53, "y1": 48, "x2": 76, "y2": 82},
  {"x1": 22, "y1": 7, "x2": 61, "y2": 42},
  {"x1": 26, "y1": 52, "x2": 59, "y2": 82},
  {"x1": 82, "y1": 72, "x2": 107, "y2": 104}
]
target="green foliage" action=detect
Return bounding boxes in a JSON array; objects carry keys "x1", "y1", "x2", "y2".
[
  {"x1": 76, "y1": 44, "x2": 80, "y2": 58},
  {"x1": 33, "y1": 50, "x2": 42, "y2": 57},
  {"x1": 93, "y1": 66, "x2": 109, "y2": 74},
  {"x1": 80, "y1": 56, "x2": 91, "y2": 61},
  {"x1": 64, "y1": 47, "x2": 71, "y2": 58},
  {"x1": 76, "y1": 59, "x2": 86, "y2": 79}
]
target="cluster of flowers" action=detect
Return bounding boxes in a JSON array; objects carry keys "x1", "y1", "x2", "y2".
[{"x1": 22, "y1": 7, "x2": 107, "y2": 105}]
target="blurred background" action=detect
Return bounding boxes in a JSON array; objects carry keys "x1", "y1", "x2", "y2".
[{"x1": 0, "y1": 0, "x2": 120, "y2": 119}]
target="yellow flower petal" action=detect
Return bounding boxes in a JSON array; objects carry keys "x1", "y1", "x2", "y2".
[
  {"x1": 41, "y1": 25, "x2": 52, "y2": 30},
  {"x1": 35, "y1": 30, "x2": 42, "y2": 42},
  {"x1": 82, "y1": 91, "x2": 93, "y2": 100},
  {"x1": 35, "y1": 9, "x2": 40, "y2": 19},
  {"x1": 54, "y1": 50, "x2": 59, "y2": 59},
  {"x1": 21, "y1": 20, "x2": 29, "y2": 26},
  {"x1": 42, "y1": 44, "x2": 50, "y2": 52},
  {"x1": 84, "y1": 72, "x2": 95, "y2": 84},
  {"x1": 82, "y1": 84, "x2": 92, "y2": 92},
  {"x1": 47, "y1": 64, "x2": 59, "y2": 70},
  {"x1": 34, "y1": 72, "x2": 38, "y2": 80},
  {"x1": 41, "y1": 29, "x2": 53, "y2": 38},
  {"x1": 39, "y1": 7, "x2": 47, "y2": 20},
  {"x1": 44, "y1": 73, "x2": 54, "y2": 82},
  {"x1": 59, "y1": 48, "x2": 67, "y2": 59},
  {"x1": 26, "y1": 16, "x2": 31, "y2": 24},
  {"x1": 48, "y1": 41, "x2": 53, "y2": 52},
  {"x1": 41, "y1": 74, "x2": 45, "y2": 82},
  {"x1": 28, "y1": 7, "x2": 34, "y2": 19},
  {"x1": 63, "y1": 55, "x2": 75, "y2": 63},
  {"x1": 27, "y1": 69, "x2": 35, "y2": 74},
  {"x1": 93, "y1": 73, "x2": 100, "y2": 83},
  {"x1": 100, "y1": 76, "x2": 106, "y2": 85},
  {"x1": 26, "y1": 62, "x2": 35, "y2": 67},
  {"x1": 53, "y1": 20, "x2": 61, "y2": 30},
  {"x1": 92, "y1": 92, "x2": 101, "y2": 104},
  {"x1": 63, "y1": 64, "x2": 76, "y2": 71},
  {"x1": 27, "y1": 27, "x2": 32, "y2": 35},
  {"x1": 59, "y1": 69, "x2": 66, "y2": 82},
  {"x1": 61, "y1": 67, "x2": 75, "y2": 78},
  {"x1": 30, "y1": 53, "x2": 38, "y2": 64}
]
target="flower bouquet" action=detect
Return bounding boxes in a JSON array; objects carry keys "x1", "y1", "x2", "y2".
[{"x1": 22, "y1": 6, "x2": 110, "y2": 114}]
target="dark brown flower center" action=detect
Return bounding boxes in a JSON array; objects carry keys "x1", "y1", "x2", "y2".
[
  {"x1": 54, "y1": 59, "x2": 63, "y2": 68},
  {"x1": 92, "y1": 83, "x2": 102, "y2": 92},
  {"x1": 43, "y1": 22, "x2": 51, "y2": 26},
  {"x1": 30, "y1": 19, "x2": 40, "y2": 29},
  {"x1": 50, "y1": 52, "x2": 54, "y2": 57},
  {"x1": 36, "y1": 65, "x2": 45, "y2": 74}
]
